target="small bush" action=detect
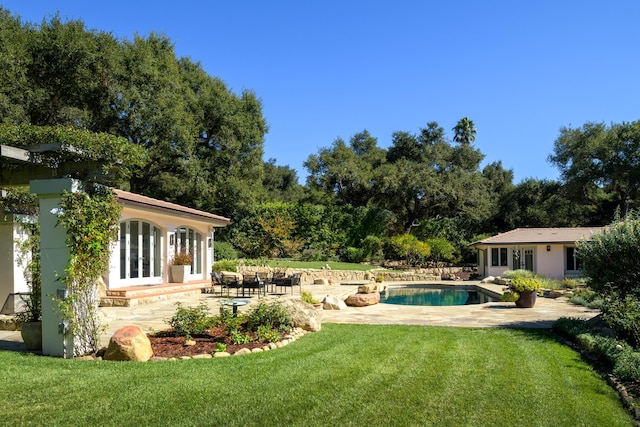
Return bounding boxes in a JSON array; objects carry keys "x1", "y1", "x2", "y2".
[
  {"x1": 502, "y1": 269, "x2": 536, "y2": 279},
  {"x1": 601, "y1": 294, "x2": 640, "y2": 348},
  {"x1": 552, "y1": 317, "x2": 590, "y2": 338},
  {"x1": 613, "y1": 351, "x2": 640, "y2": 382},
  {"x1": 256, "y1": 324, "x2": 281, "y2": 343},
  {"x1": 212, "y1": 260, "x2": 237, "y2": 272},
  {"x1": 246, "y1": 300, "x2": 292, "y2": 332},
  {"x1": 301, "y1": 291, "x2": 319, "y2": 305},
  {"x1": 230, "y1": 330, "x2": 252, "y2": 345},
  {"x1": 166, "y1": 302, "x2": 214, "y2": 339}
]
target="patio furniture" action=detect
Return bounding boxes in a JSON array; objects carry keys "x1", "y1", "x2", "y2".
[
  {"x1": 219, "y1": 299, "x2": 249, "y2": 316},
  {"x1": 241, "y1": 273, "x2": 266, "y2": 297},
  {"x1": 273, "y1": 273, "x2": 301, "y2": 295},
  {"x1": 221, "y1": 273, "x2": 242, "y2": 297},
  {"x1": 202, "y1": 273, "x2": 220, "y2": 294}
]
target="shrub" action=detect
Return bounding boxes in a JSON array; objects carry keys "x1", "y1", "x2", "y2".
[
  {"x1": 214, "y1": 241, "x2": 238, "y2": 260},
  {"x1": 256, "y1": 324, "x2": 281, "y2": 343},
  {"x1": 601, "y1": 294, "x2": 640, "y2": 348},
  {"x1": 343, "y1": 246, "x2": 364, "y2": 263},
  {"x1": 246, "y1": 300, "x2": 292, "y2": 332},
  {"x1": 578, "y1": 213, "x2": 640, "y2": 298},
  {"x1": 212, "y1": 260, "x2": 237, "y2": 272},
  {"x1": 502, "y1": 269, "x2": 536, "y2": 279},
  {"x1": 301, "y1": 291, "x2": 319, "y2": 305},
  {"x1": 425, "y1": 237, "x2": 458, "y2": 264},
  {"x1": 552, "y1": 317, "x2": 590, "y2": 338},
  {"x1": 613, "y1": 351, "x2": 640, "y2": 382},
  {"x1": 166, "y1": 302, "x2": 214, "y2": 339},
  {"x1": 388, "y1": 234, "x2": 431, "y2": 266}
]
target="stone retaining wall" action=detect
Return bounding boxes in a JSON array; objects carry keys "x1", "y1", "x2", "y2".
[{"x1": 238, "y1": 266, "x2": 475, "y2": 285}]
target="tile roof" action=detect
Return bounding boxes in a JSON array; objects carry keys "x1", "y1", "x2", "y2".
[
  {"x1": 471, "y1": 227, "x2": 605, "y2": 246},
  {"x1": 112, "y1": 189, "x2": 231, "y2": 226}
]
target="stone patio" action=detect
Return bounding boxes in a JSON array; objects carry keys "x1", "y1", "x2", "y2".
[{"x1": 0, "y1": 281, "x2": 600, "y2": 352}]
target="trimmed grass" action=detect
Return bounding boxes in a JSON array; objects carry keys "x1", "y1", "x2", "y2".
[
  {"x1": 265, "y1": 260, "x2": 380, "y2": 271},
  {"x1": 0, "y1": 324, "x2": 633, "y2": 426}
]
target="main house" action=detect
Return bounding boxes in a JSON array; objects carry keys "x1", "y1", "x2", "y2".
[{"x1": 470, "y1": 227, "x2": 605, "y2": 279}]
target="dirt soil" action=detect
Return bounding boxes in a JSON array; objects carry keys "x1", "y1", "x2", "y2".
[{"x1": 147, "y1": 325, "x2": 265, "y2": 358}]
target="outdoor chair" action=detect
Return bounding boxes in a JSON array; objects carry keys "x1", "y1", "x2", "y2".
[
  {"x1": 221, "y1": 273, "x2": 242, "y2": 297},
  {"x1": 203, "y1": 272, "x2": 221, "y2": 294},
  {"x1": 273, "y1": 273, "x2": 301, "y2": 295},
  {"x1": 241, "y1": 273, "x2": 266, "y2": 297}
]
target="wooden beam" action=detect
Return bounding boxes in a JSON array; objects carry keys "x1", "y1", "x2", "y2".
[{"x1": 0, "y1": 144, "x2": 30, "y2": 162}]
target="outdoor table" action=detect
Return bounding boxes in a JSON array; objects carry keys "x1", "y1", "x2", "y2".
[{"x1": 219, "y1": 299, "x2": 249, "y2": 316}]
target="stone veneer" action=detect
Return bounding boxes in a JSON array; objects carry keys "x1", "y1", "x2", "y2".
[{"x1": 238, "y1": 266, "x2": 475, "y2": 285}]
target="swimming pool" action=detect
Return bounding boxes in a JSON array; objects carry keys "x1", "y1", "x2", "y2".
[{"x1": 380, "y1": 284, "x2": 497, "y2": 306}]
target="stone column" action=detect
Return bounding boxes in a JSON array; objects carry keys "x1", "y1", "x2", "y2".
[{"x1": 30, "y1": 178, "x2": 82, "y2": 358}]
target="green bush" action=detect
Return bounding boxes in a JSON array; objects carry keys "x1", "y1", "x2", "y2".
[
  {"x1": 256, "y1": 324, "x2": 281, "y2": 343},
  {"x1": 501, "y1": 269, "x2": 536, "y2": 279},
  {"x1": 425, "y1": 237, "x2": 458, "y2": 264},
  {"x1": 246, "y1": 300, "x2": 292, "y2": 332},
  {"x1": 578, "y1": 213, "x2": 640, "y2": 298},
  {"x1": 552, "y1": 317, "x2": 590, "y2": 337},
  {"x1": 301, "y1": 291, "x2": 319, "y2": 305},
  {"x1": 214, "y1": 241, "x2": 238, "y2": 260},
  {"x1": 166, "y1": 302, "x2": 214, "y2": 339},
  {"x1": 212, "y1": 260, "x2": 238, "y2": 272},
  {"x1": 343, "y1": 246, "x2": 364, "y2": 263},
  {"x1": 388, "y1": 234, "x2": 431, "y2": 266},
  {"x1": 613, "y1": 351, "x2": 640, "y2": 382},
  {"x1": 601, "y1": 294, "x2": 640, "y2": 348}
]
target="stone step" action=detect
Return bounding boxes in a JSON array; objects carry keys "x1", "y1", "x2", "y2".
[{"x1": 101, "y1": 280, "x2": 213, "y2": 307}]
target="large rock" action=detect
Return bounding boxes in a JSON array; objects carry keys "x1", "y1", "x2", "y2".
[
  {"x1": 104, "y1": 325, "x2": 153, "y2": 362},
  {"x1": 281, "y1": 299, "x2": 322, "y2": 332},
  {"x1": 480, "y1": 276, "x2": 496, "y2": 284},
  {"x1": 345, "y1": 292, "x2": 380, "y2": 307},
  {"x1": 358, "y1": 283, "x2": 378, "y2": 294},
  {"x1": 322, "y1": 294, "x2": 348, "y2": 310}
]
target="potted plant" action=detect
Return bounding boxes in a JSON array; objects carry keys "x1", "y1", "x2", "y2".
[
  {"x1": 170, "y1": 250, "x2": 193, "y2": 283},
  {"x1": 502, "y1": 276, "x2": 542, "y2": 308}
]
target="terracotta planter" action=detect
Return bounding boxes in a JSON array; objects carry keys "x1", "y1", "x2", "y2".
[
  {"x1": 515, "y1": 290, "x2": 537, "y2": 308},
  {"x1": 170, "y1": 265, "x2": 191, "y2": 283},
  {"x1": 21, "y1": 321, "x2": 42, "y2": 351}
]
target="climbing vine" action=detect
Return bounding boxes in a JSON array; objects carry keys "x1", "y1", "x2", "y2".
[
  {"x1": 57, "y1": 184, "x2": 121, "y2": 356},
  {"x1": 0, "y1": 123, "x2": 146, "y2": 185},
  {"x1": 1, "y1": 187, "x2": 41, "y2": 324}
]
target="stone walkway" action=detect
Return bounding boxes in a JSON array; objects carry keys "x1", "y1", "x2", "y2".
[{"x1": 0, "y1": 281, "x2": 600, "y2": 352}]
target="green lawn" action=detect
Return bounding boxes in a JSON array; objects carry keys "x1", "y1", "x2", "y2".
[
  {"x1": 1, "y1": 324, "x2": 632, "y2": 426},
  {"x1": 265, "y1": 260, "x2": 381, "y2": 271}
]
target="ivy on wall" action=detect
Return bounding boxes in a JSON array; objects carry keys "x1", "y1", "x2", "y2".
[{"x1": 56, "y1": 184, "x2": 121, "y2": 356}]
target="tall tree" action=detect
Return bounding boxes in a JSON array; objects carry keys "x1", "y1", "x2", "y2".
[
  {"x1": 549, "y1": 121, "x2": 640, "y2": 221},
  {"x1": 452, "y1": 117, "x2": 476, "y2": 145}
]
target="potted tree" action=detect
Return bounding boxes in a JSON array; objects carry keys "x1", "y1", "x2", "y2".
[
  {"x1": 502, "y1": 276, "x2": 542, "y2": 308},
  {"x1": 170, "y1": 250, "x2": 193, "y2": 283}
]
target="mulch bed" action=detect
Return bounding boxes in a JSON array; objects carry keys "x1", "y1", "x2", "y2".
[{"x1": 147, "y1": 325, "x2": 265, "y2": 358}]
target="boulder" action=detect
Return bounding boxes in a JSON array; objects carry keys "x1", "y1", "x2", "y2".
[
  {"x1": 322, "y1": 294, "x2": 348, "y2": 310},
  {"x1": 281, "y1": 299, "x2": 322, "y2": 332},
  {"x1": 314, "y1": 278, "x2": 329, "y2": 285},
  {"x1": 480, "y1": 276, "x2": 496, "y2": 284},
  {"x1": 345, "y1": 292, "x2": 380, "y2": 307},
  {"x1": 358, "y1": 283, "x2": 378, "y2": 294},
  {"x1": 104, "y1": 325, "x2": 153, "y2": 362}
]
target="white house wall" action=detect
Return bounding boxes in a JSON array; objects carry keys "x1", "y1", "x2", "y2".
[
  {"x1": 107, "y1": 205, "x2": 214, "y2": 289},
  {"x1": 0, "y1": 218, "x2": 29, "y2": 313}
]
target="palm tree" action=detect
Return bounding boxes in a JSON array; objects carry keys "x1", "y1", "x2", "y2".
[{"x1": 452, "y1": 117, "x2": 477, "y2": 145}]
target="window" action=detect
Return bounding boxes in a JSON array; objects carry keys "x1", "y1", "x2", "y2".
[
  {"x1": 566, "y1": 247, "x2": 582, "y2": 271},
  {"x1": 120, "y1": 220, "x2": 162, "y2": 280},
  {"x1": 491, "y1": 247, "x2": 509, "y2": 267}
]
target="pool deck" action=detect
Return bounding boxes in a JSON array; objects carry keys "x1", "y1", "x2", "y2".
[{"x1": 0, "y1": 281, "x2": 600, "y2": 352}]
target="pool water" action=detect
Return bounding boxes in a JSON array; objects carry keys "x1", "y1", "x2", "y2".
[{"x1": 380, "y1": 285, "x2": 496, "y2": 306}]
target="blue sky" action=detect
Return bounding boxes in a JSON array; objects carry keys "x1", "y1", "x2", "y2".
[{"x1": 3, "y1": 1, "x2": 640, "y2": 184}]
